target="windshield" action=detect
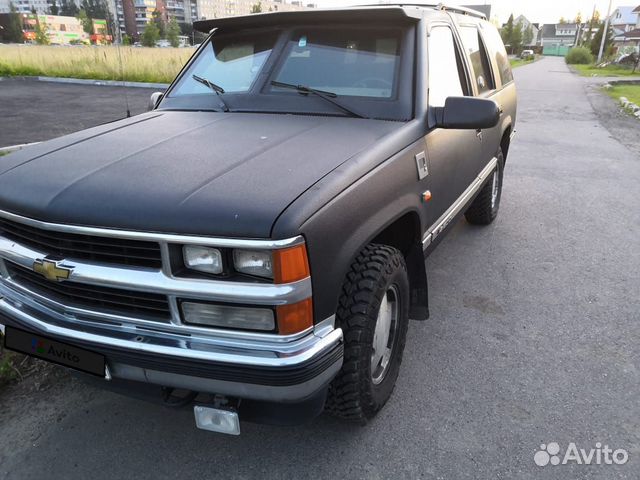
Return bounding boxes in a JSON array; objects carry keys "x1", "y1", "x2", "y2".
[
  {"x1": 272, "y1": 29, "x2": 401, "y2": 98},
  {"x1": 163, "y1": 25, "x2": 412, "y2": 120},
  {"x1": 171, "y1": 31, "x2": 279, "y2": 95}
]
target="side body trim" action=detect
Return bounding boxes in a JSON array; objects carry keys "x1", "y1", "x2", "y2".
[{"x1": 422, "y1": 156, "x2": 498, "y2": 248}]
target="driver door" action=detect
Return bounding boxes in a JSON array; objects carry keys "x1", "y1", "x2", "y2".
[{"x1": 422, "y1": 24, "x2": 482, "y2": 230}]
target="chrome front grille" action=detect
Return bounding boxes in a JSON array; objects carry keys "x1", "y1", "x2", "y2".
[
  {"x1": 0, "y1": 218, "x2": 162, "y2": 268},
  {"x1": 5, "y1": 262, "x2": 171, "y2": 321},
  {"x1": 0, "y1": 208, "x2": 311, "y2": 340}
]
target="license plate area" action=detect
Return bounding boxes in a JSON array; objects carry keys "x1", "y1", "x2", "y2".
[{"x1": 3, "y1": 325, "x2": 106, "y2": 377}]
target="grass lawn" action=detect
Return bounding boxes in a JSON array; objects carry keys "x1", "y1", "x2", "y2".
[
  {"x1": 573, "y1": 63, "x2": 640, "y2": 77},
  {"x1": 605, "y1": 84, "x2": 640, "y2": 106},
  {"x1": 510, "y1": 57, "x2": 536, "y2": 68},
  {"x1": 0, "y1": 44, "x2": 193, "y2": 84}
]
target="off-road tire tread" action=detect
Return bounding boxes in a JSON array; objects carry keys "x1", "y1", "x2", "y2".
[
  {"x1": 325, "y1": 244, "x2": 408, "y2": 424},
  {"x1": 464, "y1": 150, "x2": 504, "y2": 225}
]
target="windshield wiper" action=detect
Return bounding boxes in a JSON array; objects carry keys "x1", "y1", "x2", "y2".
[
  {"x1": 192, "y1": 74, "x2": 230, "y2": 112},
  {"x1": 270, "y1": 81, "x2": 367, "y2": 119}
]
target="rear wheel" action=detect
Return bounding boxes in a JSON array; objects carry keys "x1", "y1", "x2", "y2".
[
  {"x1": 325, "y1": 244, "x2": 409, "y2": 423},
  {"x1": 464, "y1": 149, "x2": 504, "y2": 225}
]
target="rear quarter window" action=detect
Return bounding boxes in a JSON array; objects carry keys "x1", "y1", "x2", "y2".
[{"x1": 480, "y1": 22, "x2": 513, "y2": 86}]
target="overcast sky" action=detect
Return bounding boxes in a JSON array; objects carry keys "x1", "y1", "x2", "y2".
[{"x1": 313, "y1": 1, "x2": 635, "y2": 24}]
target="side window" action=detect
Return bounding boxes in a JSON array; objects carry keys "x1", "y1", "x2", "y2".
[
  {"x1": 428, "y1": 26, "x2": 466, "y2": 107},
  {"x1": 481, "y1": 23, "x2": 513, "y2": 85},
  {"x1": 459, "y1": 26, "x2": 495, "y2": 94}
]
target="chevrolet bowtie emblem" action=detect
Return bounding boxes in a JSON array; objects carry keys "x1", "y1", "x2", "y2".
[{"x1": 33, "y1": 258, "x2": 73, "y2": 282}]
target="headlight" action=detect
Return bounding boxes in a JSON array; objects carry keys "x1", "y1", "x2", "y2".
[
  {"x1": 182, "y1": 302, "x2": 275, "y2": 331},
  {"x1": 233, "y1": 250, "x2": 273, "y2": 279},
  {"x1": 183, "y1": 246, "x2": 223, "y2": 275}
]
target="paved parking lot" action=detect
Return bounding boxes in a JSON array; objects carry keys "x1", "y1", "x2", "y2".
[
  {"x1": 0, "y1": 58, "x2": 639, "y2": 479},
  {"x1": 0, "y1": 77, "x2": 154, "y2": 146}
]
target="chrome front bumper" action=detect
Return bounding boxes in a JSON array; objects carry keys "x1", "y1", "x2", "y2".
[{"x1": 0, "y1": 287, "x2": 343, "y2": 402}]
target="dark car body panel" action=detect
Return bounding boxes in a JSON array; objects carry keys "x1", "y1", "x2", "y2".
[{"x1": 0, "y1": 112, "x2": 402, "y2": 237}]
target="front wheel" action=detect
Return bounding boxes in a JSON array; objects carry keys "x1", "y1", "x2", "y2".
[
  {"x1": 464, "y1": 149, "x2": 504, "y2": 225},
  {"x1": 325, "y1": 244, "x2": 410, "y2": 423}
]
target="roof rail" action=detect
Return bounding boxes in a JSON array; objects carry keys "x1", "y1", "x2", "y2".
[{"x1": 356, "y1": 3, "x2": 486, "y2": 20}]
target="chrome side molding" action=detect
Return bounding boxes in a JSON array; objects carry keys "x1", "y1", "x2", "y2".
[{"x1": 423, "y1": 156, "x2": 498, "y2": 249}]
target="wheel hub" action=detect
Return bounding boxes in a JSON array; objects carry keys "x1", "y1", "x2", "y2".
[
  {"x1": 491, "y1": 169, "x2": 500, "y2": 209},
  {"x1": 371, "y1": 285, "x2": 399, "y2": 384}
]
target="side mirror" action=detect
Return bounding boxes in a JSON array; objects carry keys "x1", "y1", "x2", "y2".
[
  {"x1": 433, "y1": 96, "x2": 500, "y2": 130},
  {"x1": 148, "y1": 91, "x2": 164, "y2": 111}
]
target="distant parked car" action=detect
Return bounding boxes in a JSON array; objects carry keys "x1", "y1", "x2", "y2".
[{"x1": 521, "y1": 49, "x2": 534, "y2": 60}]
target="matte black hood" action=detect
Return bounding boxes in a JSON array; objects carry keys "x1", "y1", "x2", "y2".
[{"x1": 0, "y1": 111, "x2": 401, "y2": 237}]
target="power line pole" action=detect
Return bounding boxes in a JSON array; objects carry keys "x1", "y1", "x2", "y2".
[{"x1": 597, "y1": 0, "x2": 612, "y2": 63}]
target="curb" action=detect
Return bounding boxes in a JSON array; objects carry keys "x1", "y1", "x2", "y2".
[
  {"x1": 36, "y1": 76, "x2": 169, "y2": 89},
  {"x1": 0, "y1": 142, "x2": 40, "y2": 153}
]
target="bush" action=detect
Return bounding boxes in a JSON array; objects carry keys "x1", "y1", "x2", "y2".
[{"x1": 566, "y1": 47, "x2": 594, "y2": 65}]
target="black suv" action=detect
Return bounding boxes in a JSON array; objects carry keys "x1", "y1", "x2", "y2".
[{"x1": 0, "y1": 5, "x2": 516, "y2": 433}]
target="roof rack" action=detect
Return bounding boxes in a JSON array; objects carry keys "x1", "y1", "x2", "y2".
[{"x1": 356, "y1": 3, "x2": 486, "y2": 20}]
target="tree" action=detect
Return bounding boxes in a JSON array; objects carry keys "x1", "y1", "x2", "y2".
[
  {"x1": 574, "y1": 12, "x2": 582, "y2": 24},
  {"x1": 501, "y1": 15, "x2": 524, "y2": 53},
  {"x1": 151, "y1": 9, "x2": 166, "y2": 38},
  {"x1": 122, "y1": 33, "x2": 132, "y2": 45},
  {"x1": 34, "y1": 16, "x2": 49, "y2": 44},
  {"x1": 523, "y1": 24, "x2": 534, "y2": 46},
  {"x1": 511, "y1": 21, "x2": 523, "y2": 52},
  {"x1": 166, "y1": 17, "x2": 180, "y2": 47},
  {"x1": 77, "y1": 8, "x2": 93, "y2": 34},
  {"x1": 141, "y1": 21, "x2": 159, "y2": 47},
  {"x1": 3, "y1": 3, "x2": 25, "y2": 43},
  {"x1": 251, "y1": 2, "x2": 262, "y2": 13},
  {"x1": 500, "y1": 14, "x2": 515, "y2": 46},
  {"x1": 558, "y1": 17, "x2": 567, "y2": 24},
  {"x1": 60, "y1": 0, "x2": 79, "y2": 16},
  {"x1": 590, "y1": 22, "x2": 614, "y2": 58},
  {"x1": 49, "y1": 0, "x2": 59, "y2": 15},
  {"x1": 79, "y1": 0, "x2": 114, "y2": 38}
]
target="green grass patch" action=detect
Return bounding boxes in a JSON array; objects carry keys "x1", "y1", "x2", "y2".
[
  {"x1": 573, "y1": 64, "x2": 640, "y2": 77},
  {"x1": 0, "y1": 348, "x2": 20, "y2": 386},
  {"x1": 605, "y1": 84, "x2": 640, "y2": 107},
  {"x1": 510, "y1": 56, "x2": 536, "y2": 69},
  {"x1": 0, "y1": 45, "x2": 193, "y2": 84}
]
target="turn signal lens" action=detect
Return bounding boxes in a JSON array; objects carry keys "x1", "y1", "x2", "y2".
[
  {"x1": 182, "y1": 302, "x2": 275, "y2": 331},
  {"x1": 273, "y1": 244, "x2": 310, "y2": 284},
  {"x1": 276, "y1": 298, "x2": 313, "y2": 335}
]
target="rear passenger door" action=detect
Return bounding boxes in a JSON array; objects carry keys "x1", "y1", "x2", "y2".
[
  {"x1": 458, "y1": 22, "x2": 501, "y2": 172},
  {"x1": 423, "y1": 23, "x2": 480, "y2": 229}
]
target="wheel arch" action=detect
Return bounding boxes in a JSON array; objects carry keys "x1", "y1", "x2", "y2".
[
  {"x1": 370, "y1": 211, "x2": 429, "y2": 321},
  {"x1": 500, "y1": 122, "x2": 512, "y2": 162}
]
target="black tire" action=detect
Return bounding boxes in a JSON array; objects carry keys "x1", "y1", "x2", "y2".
[
  {"x1": 325, "y1": 244, "x2": 410, "y2": 424},
  {"x1": 464, "y1": 149, "x2": 504, "y2": 225}
]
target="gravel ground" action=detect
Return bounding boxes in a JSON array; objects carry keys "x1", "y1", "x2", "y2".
[{"x1": 0, "y1": 58, "x2": 639, "y2": 479}]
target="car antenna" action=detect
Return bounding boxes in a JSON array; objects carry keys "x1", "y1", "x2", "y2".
[{"x1": 115, "y1": 29, "x2": 131, "y2": 118}]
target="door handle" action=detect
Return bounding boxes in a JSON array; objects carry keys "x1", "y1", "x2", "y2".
[{"x1": 476, "y1": 129, "x2": 483, "y2": 141}]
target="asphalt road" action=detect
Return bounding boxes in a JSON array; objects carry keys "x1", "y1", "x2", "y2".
[
  {"x1": 0, "y1": 77, "x2": 155, "y2": 146},
  {"x1": 0, "y1": 58, "x2": 639, "y2": 479}
]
